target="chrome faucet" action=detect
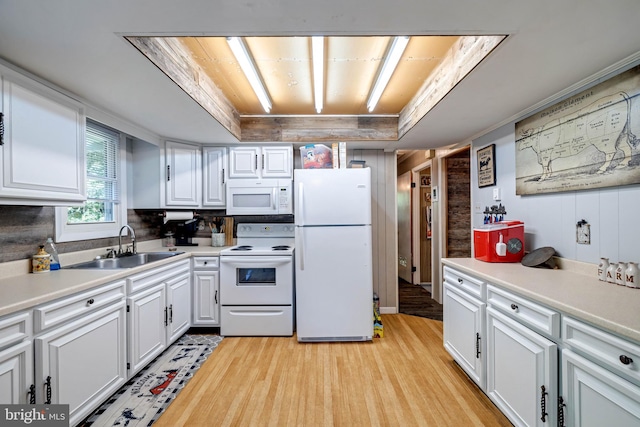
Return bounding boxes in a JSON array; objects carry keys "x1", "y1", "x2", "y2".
[{"x1": 118, "y1": 225, "x2": 137, "y2": 255}]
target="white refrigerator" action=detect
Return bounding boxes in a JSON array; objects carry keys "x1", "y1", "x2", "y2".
[{"x1": 294, "y1": 167, "x2": 373, "y2": 342}]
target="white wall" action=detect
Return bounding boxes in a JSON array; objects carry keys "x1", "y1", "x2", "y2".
[{"x1": 471, "y1": 124, "x2": 640, "y2": 265}]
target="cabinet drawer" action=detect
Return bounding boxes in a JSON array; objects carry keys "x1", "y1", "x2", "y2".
[
  {"x1": 33, "y1": 280, "x2": 125, "y2": 333},
  {"x1": 443, "y1": 266, "x2": 485, "y2": 300},
  {"x1": 563, "y1": 316, "x2": 640, "y2": 384},
  {"x1": 0, "y1": 311, "x2": 31, "y2": 350},
  {"x1": 127, "y1": 259, "x2": 190, "y2": 294},
  {"x1": 487, "y1": 285, "x2": 560, "y2": 339},
  {"x1": 192, "y1": 257, "x2": 219, "y2": 269}
]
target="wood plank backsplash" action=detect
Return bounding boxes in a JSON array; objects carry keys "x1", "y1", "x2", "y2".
[{"x1": 0, "y1": 206, "x2": 293, "y2": 263}]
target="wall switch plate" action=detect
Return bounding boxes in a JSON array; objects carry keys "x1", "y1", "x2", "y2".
[
  {"x1": 576, "y1": 220, "x2": 590, "y2": 244},
  {"x1": 492, "y1": 188, "x2": 501, "y2": 201}
]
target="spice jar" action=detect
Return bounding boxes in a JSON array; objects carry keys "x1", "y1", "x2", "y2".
[
  {"x1": 597, "y1": 257, "x2": 609, "y2": 281},
  {"x1": 625, "y1": 262, "x2": 639, "y2": 289},
  {"x1": 616, "y1": 262, "x2": 627, "y2": 286},
  {"x1": 606, "y1": 263, "x2": 618, "y2": 284},
  {"x1": 32, "y1": 245, "x2": 51, "y2": 274}
]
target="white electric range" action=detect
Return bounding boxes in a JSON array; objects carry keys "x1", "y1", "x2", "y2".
[{"x1": 219, "y1": 223, "x2": 294, "y2": 336}]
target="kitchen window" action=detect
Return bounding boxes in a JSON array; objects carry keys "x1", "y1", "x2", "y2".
[{"x1": 55, "y1": 119, "x2": 127, "y2": 242}]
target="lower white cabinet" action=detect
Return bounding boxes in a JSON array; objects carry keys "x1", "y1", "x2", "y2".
[
  {"x1": 561, "y1": 316, "x2": 640, "y2": 426},
  {"x1": 192, "y1": 257, "x2": 220, "y2": 326},
  {"x1": 0, "y1": 310, "x2": 32, "y2": 404},
  {"x1": 0, "y1": 340, "x2": 33, "y2": 404},
  {"x1": 443, "y1": 282, "x2": 485, "y2": 388},
  {"x1": 561, "y1": 348, "x2": 640, "y2": 426},
  {"x1": 127, "y1": 260, "x2": 191, "y2": 377},
  {"x1": 128, "y1": 283, "x2": 167, "y2": 374},
  {"x1": 34, "y1": 301, "x2": 127, "y2": 426},
  {"x1": 486, "y1": 307, "x2": 557, "y2": 427}
]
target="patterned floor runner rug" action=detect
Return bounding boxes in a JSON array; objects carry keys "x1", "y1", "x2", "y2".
[{"x1": 80, "y1": 334, "x2": 222, "y2": 426}]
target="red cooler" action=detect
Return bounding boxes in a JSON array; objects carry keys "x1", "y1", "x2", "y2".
[{"x1": 473, "y1": 221, "x2": 525, "y2": 263}]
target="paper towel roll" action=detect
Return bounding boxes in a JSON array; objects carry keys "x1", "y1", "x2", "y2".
[{"x1": 163, "y1": 211, "x2": 195, "y2": 224}]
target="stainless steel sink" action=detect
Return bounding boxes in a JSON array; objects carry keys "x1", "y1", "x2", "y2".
[{"x1": 65, "y1": 252, "x2": 184, "y2": 269}]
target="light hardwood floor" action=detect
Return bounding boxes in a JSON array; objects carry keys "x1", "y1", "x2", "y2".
[{"x1": 155, "y1": 314, "x2": 511, "y2": 426}]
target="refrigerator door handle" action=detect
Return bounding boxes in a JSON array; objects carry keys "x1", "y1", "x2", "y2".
[
  {"x1": 297, "y1": 182, "x2": 304, "y2": 221},
  {"x1": 297, "y1": 227, "x2": 305, "y2": 270}
]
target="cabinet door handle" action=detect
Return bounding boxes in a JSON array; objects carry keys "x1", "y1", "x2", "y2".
[
  {"x1": 620, "y1": 354, "x2": 634, "y2": 365},
  {"x1": 215, "y1": 289, "x2": 218, "y2": 305},
  {"x1": 540, "y1": 385, "x2": 548, "y2": 422},
  {"x1": 457, "y1": 278, "x2": 463, "y2": 284},
  {"x1": 558, "y1": 396, "x2": 566, "y2": 427},
  {"x1": 45, "y1": 376, "x2": 52, "y2": 405},
  {"x1": 169, "y1": 304, "x2": 173, "y2": 323},
  {"x1": 475, "y1": 332, "x2": 481, "y2": 358},
  {"x1": 203, "y1": 261, "x2": 208, "y2": 265},
  {"x1": 510, "y1": 303, "x2": 519, "y2": 311},
  {"x1": 0, "y1": 112, "x2": 4, "y2": 146},
  {"x1": 87, "y1": 298, "x2": 95, "y2": 306},
  {"x1": 167, "y1": 165, "x2": 171, "y2": 181},
  {"x1": 164, "y1": 307, "x2": 168, "y2": 326},
  {"x1": 221, "y1": 168, "x2": 225, "y2": 184},
  {"x1": 262, "y1": 154, "x2": 265, "y2": 169},
  {"x1": 27, "y1": 384, "x2": 36, "y2": 404}
]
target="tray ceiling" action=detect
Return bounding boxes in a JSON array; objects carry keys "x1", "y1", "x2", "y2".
[{"x1": 126, "y1": 35, "x2": 504, "y2": 142}]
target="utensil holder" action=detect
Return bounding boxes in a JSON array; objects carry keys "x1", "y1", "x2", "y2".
[{"x1": 212, "y1": 233, "x2": 226, "y2": 247}]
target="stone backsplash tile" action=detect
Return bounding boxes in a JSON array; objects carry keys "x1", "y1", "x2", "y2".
[{"x1": 0, "y1": 206, "x2": 293, "y2": 263}]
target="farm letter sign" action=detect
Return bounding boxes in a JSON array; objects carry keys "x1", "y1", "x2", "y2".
[{"x1": 515, "y1": 66, "x2": 640, "y2": 195}]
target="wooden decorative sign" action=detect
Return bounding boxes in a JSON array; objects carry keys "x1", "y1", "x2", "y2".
[
  {"x1": 515, "y1": 66, "x2": 640, "y2": 195},
  {"x1": 477, "y1": 144, "x2": 496, "y2": 187}
]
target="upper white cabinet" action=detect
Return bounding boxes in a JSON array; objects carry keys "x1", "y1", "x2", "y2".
[
  {"x1": 229, "y1": 145, "x2": 292, "y2": 178},
  {"x1": 165, "y1": 140, "x2": 201, "y2": 207},
  {"x1": 202, "y1": 146, "x2": 227, "y2": 207},
  {"x1": 131, "y1": 140, "x2": 228, "y2": 209},
  {"x1": 0, "y1": 70, "x2": 85, "y2": 205}
]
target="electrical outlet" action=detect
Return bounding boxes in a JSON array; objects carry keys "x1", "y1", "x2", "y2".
[{"x1": 576, "y1": 220, "x2": 590, "y2": 244}]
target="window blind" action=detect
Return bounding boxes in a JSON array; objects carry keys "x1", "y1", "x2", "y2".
[{"x1": 86, "y1": 119, "x2": 119, "y2": 203}]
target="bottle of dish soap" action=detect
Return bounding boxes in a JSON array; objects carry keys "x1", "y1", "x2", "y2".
[{"x1": 44, "y1": 237, "x2": 60, "y2": 270}]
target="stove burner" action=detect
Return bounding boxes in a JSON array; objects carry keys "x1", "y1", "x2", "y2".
[
  {"x1": 231, "y1": 245, "x2": 253, "y2": 251},
  {"x1": 272, "y1": 245, "x2": 291, "y2": 251}
]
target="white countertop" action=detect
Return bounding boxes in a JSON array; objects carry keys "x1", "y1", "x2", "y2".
[
  {"x1": 0, "y1": 241, "x2": 227, "y2": 318},
  {"x1": 442, "y1": 257, "x2": 640, "y2": 344}
]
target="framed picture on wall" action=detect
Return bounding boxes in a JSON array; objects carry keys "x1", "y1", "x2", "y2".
[{"x1": 477, "y1": 144, "x2": 496, "y2": 187}]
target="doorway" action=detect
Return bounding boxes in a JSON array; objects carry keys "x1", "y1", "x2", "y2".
[{"x1": 397, "y1": 156, "x2": 442, "y2": 320}]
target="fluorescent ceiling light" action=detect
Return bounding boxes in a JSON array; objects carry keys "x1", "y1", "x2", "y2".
[
  {"x1": 367, "y1": 36, "x2": 410, "y2": 113},
  {"x1": 226, "y1": 37, "x2": 272, "y2": 113},
  {"x1": 312, "y1": 36, "x2": 324, "y2": 114}
]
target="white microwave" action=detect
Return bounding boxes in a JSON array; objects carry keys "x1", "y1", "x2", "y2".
[{"x1": 226, "y1": 179, "x2": 293, "y2": 215}]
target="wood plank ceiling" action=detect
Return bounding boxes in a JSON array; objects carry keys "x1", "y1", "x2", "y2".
[{"x1": 126, "y1": 35, "x2": 505, "y2": 143}]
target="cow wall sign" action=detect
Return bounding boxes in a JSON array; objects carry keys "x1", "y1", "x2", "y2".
[
  {"x1": 515, "y1": 65, "x2": 640, "y2": 195},
  {"x1": 477, "y1": 144, "x2": 496, "y2": 187}
]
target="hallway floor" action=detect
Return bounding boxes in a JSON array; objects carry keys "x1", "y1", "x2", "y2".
[{"x1": 398, "y1": 278, "x2": 443, "y2": 320}]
